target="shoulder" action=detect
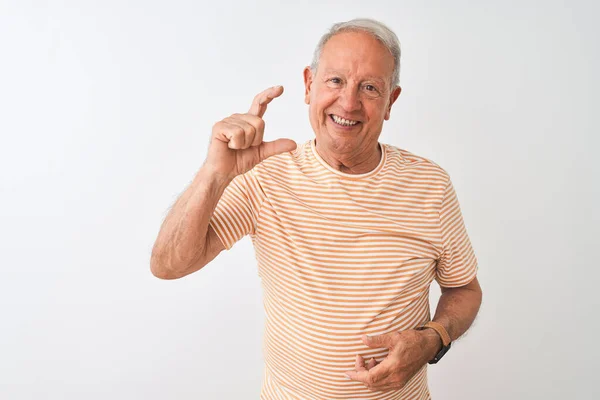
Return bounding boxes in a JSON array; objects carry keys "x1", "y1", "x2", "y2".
[{"x1": 383, "y1": 143, "x2": 451, "y2": 184}]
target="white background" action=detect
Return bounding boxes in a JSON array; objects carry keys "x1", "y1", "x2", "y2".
[{"x1": 1, "y1": 0, "x2": 598, "y2": 399}]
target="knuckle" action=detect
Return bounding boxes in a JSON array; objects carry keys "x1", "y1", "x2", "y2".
[{"x1": 257, "y1": 118, "x2": 266, "y2": 130}]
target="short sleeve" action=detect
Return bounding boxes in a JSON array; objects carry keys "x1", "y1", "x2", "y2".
[
  {"x1": 208, "y1": 169, "x2": 265, "y2": 250},
  {"x1": 436, "y1": 178, "x2": 479, "y2": 287}
]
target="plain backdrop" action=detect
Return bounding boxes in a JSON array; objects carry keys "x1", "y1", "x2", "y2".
[{"x1": 1, "y1": 0, "x2": 598, "y2": 399}]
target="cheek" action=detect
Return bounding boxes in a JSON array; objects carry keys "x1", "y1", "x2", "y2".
[
  {"x1": 308, "y1": 103, "x2": 323, "y2": 126},
  {"x1": 312, "y1": 97, "x2": 332, "y2": 119},
  {"x1": 314, "y1": 89, "x2": 336, "y2": 108},
  {"x1": 366, "y1": 102, "x2": 388, "y2": 123}
]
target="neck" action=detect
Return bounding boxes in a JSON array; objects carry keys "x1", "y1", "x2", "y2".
[{"x1": 314, "y1": 138, "x2": 382, "y2": 174}]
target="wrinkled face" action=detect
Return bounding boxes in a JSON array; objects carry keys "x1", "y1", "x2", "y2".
[{"x1": 304, "y1": 31, "x2": 401, "y2": 155}]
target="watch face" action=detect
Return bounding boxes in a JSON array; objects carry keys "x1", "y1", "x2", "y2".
[{"x1": 429, "y1": 342, "x2": 451, "y2": 364}]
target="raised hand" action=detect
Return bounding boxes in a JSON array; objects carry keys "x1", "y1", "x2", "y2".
[{"x1": 204, "y1": 85, "x2": 297, "y2": 180}]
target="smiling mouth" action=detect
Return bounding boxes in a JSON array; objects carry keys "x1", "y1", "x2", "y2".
[{"x1": 329, "y1": 114, "x2": 361, "y2": 127}]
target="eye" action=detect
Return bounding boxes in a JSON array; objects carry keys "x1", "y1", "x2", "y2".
[
  {"x1": 330, "y1": 77, "x2": 342, "y2": 84},
  {"x1": 365, "y1": 84, "x2": 377, "y2": 92}
]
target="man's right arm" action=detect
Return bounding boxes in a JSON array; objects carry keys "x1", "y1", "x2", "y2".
[
  {"x1": 149, "y1": 85, "x2": 296, "y2": 280},
  {"x1": 150, "y1": 165, "x2": 230, "y2": 280}
]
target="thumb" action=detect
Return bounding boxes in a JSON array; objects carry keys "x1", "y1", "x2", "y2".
[
  {"x1": 259, "y1": 139, "x2": 297, "y2": 161},
  {"x1": 362, "y1": 333, "x2": 397, "y2": 349}
]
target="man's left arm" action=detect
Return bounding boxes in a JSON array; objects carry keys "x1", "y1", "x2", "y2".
[
  {"x1": 345, "y1": 177, "x2": 482, "y2": 391},
  {"x1": 345, "y1": 276, "x2": 483, "y2": 391},
  {"x1": 420, "y1": 276, "x2": 483, "y2": 360}
]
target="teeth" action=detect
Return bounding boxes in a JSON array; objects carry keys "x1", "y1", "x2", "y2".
[{"x1": 332, "y1": 114, "x2": 358, "y2": 126}]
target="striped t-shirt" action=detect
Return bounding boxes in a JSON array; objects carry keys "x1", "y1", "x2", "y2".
[{"x1": 208, "y1": 138, "x2": 478, "y2": 400}]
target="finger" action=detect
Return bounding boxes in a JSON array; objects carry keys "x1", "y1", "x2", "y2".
[
  {"x1": 365, "y1": 356, "x2": 394, "y2": 383},
  {"x1": 344, "y1": 369, "x2": 390, "y2": 389},
  {"x1": 362, "y1": 332, "x2": 398, "y2": 350},
  {"x1": 345, "y1": 358, "x2": 394, "y2": 387},
  {"x1": 344, "y1": 369, "x2": 369, "y2": 383},
  {"x1": 367, "y1": 357, "x2": 377, "y2": 370},
  {"x1": 223, "y1": 117, "x2": 256, "y2": 149},
  {"x1": 258, "y1": 138, "x2": 297, "y2": 161},
  {"x1": 355, "y1": 354, "x2": 366, "y2": 370},
  {"x1": 231, "y1": 113, "x2": 265, "y2": 147},
  {"x1": 212, "y1": 121, "x2": 246, "y2": 149},
  {"x1": 248, "y1": 85, "x2": 284, "y2": 118}
]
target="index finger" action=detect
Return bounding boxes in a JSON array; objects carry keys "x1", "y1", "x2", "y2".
[
  {"x1": 344, "y1": 357, "x2": 391, "y2": 383},
  {"x1": 248, "y1": 85, "x2": 284, "y2": 117}
]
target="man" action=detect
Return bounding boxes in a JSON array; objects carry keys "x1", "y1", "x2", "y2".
[{"x1": 151, "y1": 18, "x2": 482, "y2": 400}]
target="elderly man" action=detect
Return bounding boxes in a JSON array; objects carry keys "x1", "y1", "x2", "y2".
[{"x1": 151, "y1": 18, "x2": 482, "y2": 400}]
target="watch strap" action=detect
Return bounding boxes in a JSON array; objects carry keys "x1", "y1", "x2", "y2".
[{"x1": 420, "y1": 321, "x2": 451, "y2": 347}]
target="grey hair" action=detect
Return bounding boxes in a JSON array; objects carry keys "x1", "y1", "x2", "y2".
[{"x1": 310, "y1": 18, "x2": 401, "y2": 90}]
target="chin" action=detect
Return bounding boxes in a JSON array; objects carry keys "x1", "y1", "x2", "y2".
[{"x1": 321, "y1": 132, "x2": 358, "y2": 151}]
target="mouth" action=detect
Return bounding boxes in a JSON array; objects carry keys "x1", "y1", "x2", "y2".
[{"x1": 329, "y1": 114, "x2": 361, "y2": 128}]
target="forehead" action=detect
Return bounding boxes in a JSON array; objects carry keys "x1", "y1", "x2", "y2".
[{"x1": 319, "y1": 31, "x2": 394, "y2": 81}]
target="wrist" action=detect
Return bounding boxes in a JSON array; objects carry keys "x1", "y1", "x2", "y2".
[
  {"x1": 197, "y1": 164, "x2": 233, "y2": 188},
  {"x1": 420, "y1": 328, "x2": 443, "y2": 361}
]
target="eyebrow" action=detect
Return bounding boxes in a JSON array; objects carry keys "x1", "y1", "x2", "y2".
[{"x1": 322, "y1": 69, "x2": 387, "y2": 85}]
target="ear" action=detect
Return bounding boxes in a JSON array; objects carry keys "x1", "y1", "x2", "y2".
[
  {"x1": 384, "y1": 86, "x2": 402, "y2": 120},
  {"x1": 303, "y1": 66, "x2": 313, "y2": 105}
]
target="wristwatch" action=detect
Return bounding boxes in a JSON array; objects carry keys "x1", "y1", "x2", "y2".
[{"x1": 416, "y1": 321, "x2": 452, "y2": 364}]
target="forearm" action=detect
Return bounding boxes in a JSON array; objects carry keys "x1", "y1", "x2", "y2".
[
  {"x1": 433, "y1": 281, "x2": 482, "y2": 341},
  {"x1": 421, "y1": 278, "x2": 483, "y2": 358},
  {"x1": 150, "y1": 164, "x2": 232, "y2": 277}
]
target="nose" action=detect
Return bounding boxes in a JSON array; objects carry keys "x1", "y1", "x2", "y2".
[{"x1": 338, "y1": 85, "x2": 361, "y2": 113}]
